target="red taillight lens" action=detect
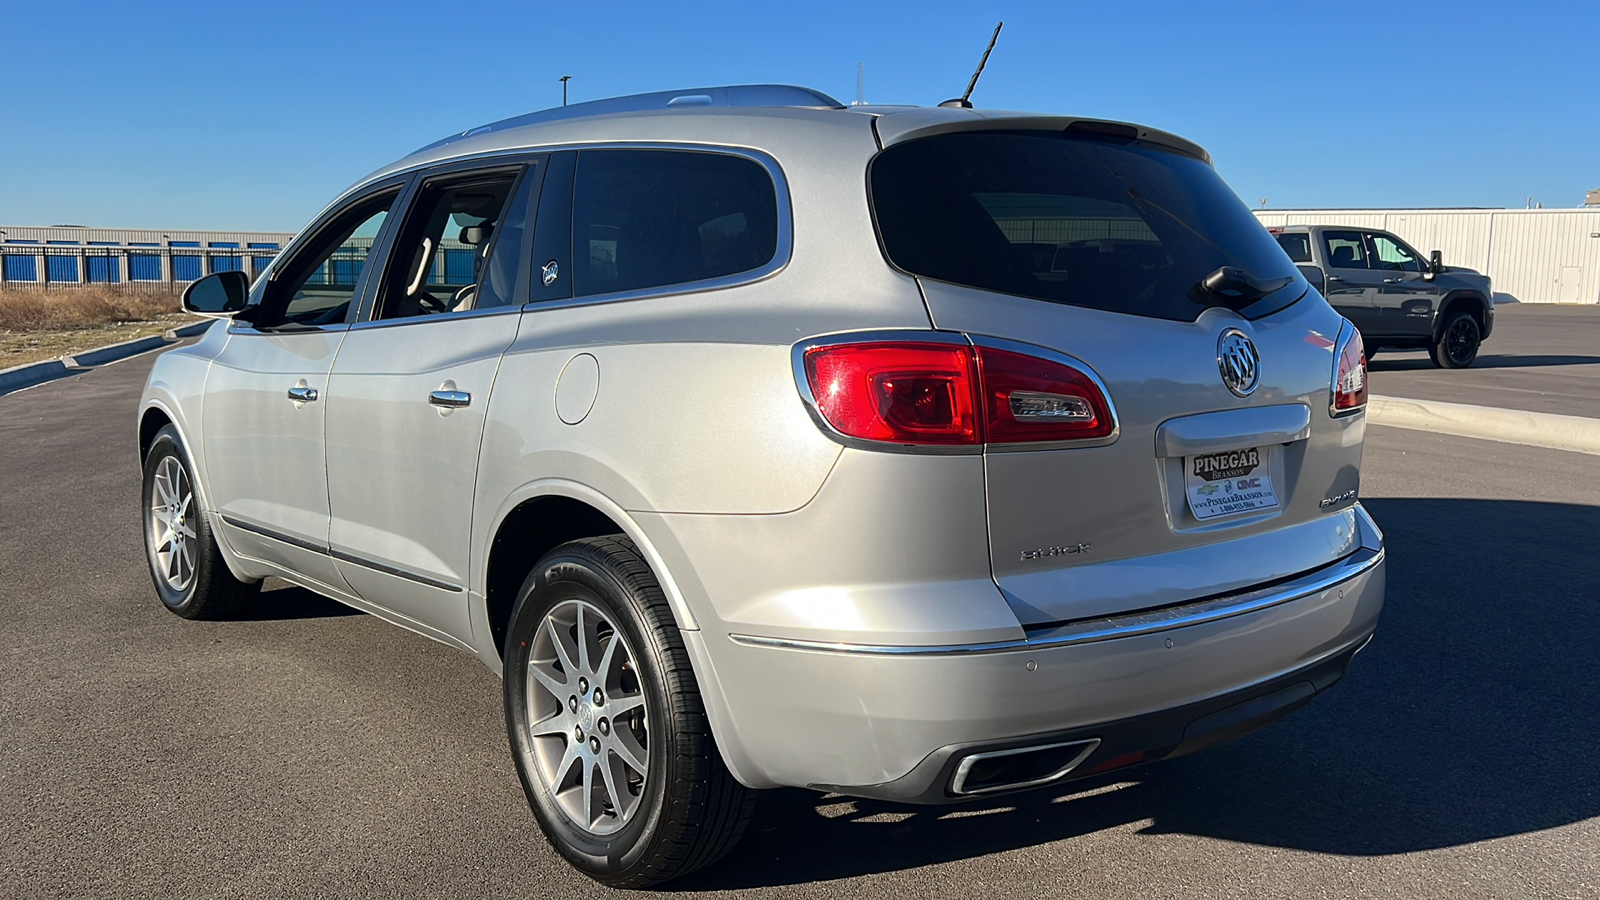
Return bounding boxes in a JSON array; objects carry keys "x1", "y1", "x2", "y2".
[
  {"x1": 976, "y1": 346, "x2": 1115, "y2": 442},
  {"x1": 801, "y1": 339, "x2": 1115, "y2": 446},
  {"x1": 803, "y1": 342, "x2": 980, "y2": 444},
  {"x1": 1332, "y1": 327, "x2": 1368, "y2": 414}
]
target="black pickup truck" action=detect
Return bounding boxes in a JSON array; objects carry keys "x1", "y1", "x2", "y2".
[{"x1": 1269, "y1": 225, "x2": 1493, "y2": 368}]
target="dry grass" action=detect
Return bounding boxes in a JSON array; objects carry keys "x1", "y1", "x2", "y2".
[
  {"x1": 0, "y1": 286, "x2": 204, "y2": 368},
  {"x1": 0, "y1": 285, "x2": 184, "y2": 333}
]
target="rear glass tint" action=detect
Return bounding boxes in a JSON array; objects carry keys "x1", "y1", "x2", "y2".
[
  {"x1": 1274, "y1": 232, "x2": 1313, "y2": 263},
  {"x1": 870, "y1": 132, "x2": 1301, "y2": 321},
  {"x1": 572, "y1": 149, "x2": 778, "y2": 297}
]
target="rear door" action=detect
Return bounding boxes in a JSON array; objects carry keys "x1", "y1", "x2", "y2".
[
  {"x1": 870, "y1": 128, "x2": 1365, "y2": 625},
  {"x1": 321, "y1": 160, "x2": 540, "y2": 642},
  {"x1": 1320, "y1": 229, "x2": 1385, "y2": 336}
]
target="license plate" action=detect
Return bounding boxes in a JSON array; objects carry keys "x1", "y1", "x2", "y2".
[{"x1": 1185, "y1": 446, "x2": 1279, "y2": 521}]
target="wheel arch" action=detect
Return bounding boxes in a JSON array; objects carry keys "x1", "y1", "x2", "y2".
[
  {"x1": 479, "y1": 480, "x2": 701, "y2": 664},
  {"x1": 137, "y1": 395, "x2": 254, "y2": 584},
  {"x1": 1436, "y1": 291, "x2": 1489, "y2": 340}
]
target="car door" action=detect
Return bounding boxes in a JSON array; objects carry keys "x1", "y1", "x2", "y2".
[
  {"x1": 203, "y1": 186, "x2": 400, "y2": 592},
  {"x1": 321, "y1": 160, "x2": 542, "y2": 643},
  {"x1": 1366, "y1": 231, "x2": 1440, "y2": 339},
  {"x1": 1319, "y1": 229, "x2": 1384, "y2": 337}
]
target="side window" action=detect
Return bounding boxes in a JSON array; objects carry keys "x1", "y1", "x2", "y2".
[
  {"x1": 1323, "y1": 230, "x2": 1369, "y2": 269},
  {"x1": 258, "y1": 191, "x2": 398, "y2": 327},
  {"x1": 1369, "y1": 233, "x2": 1423, "y2": 272},
  {"x1": 1274, "y1": 232, "x2": 1313, "y2": 263},
  {"x1": 374, "y1": 169, "x2": 522, "y2": 320},
  {"x1": 571, "y1": 149, "x2": 778, "y2": 297}
]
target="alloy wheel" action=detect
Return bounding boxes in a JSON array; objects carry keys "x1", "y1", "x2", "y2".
[
  {"x1": 1446, "y1": 317, "x2": 1477, "y2": 365},
  {"x1": 148, "y1": 456, "x2": 197, "y2": 592},
  {"x1": 524, "y1": 598, "x2": 651, "y2": 835}
]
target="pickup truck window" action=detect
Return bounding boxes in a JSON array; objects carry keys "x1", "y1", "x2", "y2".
[
  {"x1": 1323, "y1": 231, "x2": 1370, "y2": 270},
  {"x1": 1274, "y1": 232, "x2": 1312, "y2": 263},
  {"x1": 1369, "y1": 233, "x2": 1423, "y2": 272}
]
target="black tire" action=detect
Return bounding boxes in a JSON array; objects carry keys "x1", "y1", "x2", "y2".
[
  {"x1": 1430, "y1": 310, "x2": 1481, "y2": 369},
  {"x1": 503, "y1": 535, "x2": 756, "y2": 888},
  {"x1": 140, "y1": 425, "x2": 260, "y2": 619}
]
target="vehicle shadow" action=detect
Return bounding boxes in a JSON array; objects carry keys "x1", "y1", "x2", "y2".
[
  {"x1": 231, "y1": 578, "x2": 364, "y2": 621},
  {"x1": 674, "y1": 497, "x2": 1600, "y2": 891},
  {"x1": 1370, "y1": 353, "x2": 1600, "y2": 372}
]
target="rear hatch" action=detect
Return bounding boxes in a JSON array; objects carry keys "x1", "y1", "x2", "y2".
[{"x1": 869, "y1": 123, "x2": 1365, "y2": 626}]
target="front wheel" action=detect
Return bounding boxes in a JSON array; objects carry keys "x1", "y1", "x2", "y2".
[
  {"x1": 141, "y1": 425, "x2": 259, "y2": 618},
  {"x1": 1429, "y1": 311, "x2": 1481, "y2": 368},
  {"x1": 503, "y1": 536, "x2": 755, "y2": 887}
]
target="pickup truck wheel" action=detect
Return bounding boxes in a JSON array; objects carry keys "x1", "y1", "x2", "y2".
[
  {"x1": 503, "y1": 536, "x2": 756, "y2": 887},
  {"x1": 141, "y1": 425, "x2": 259, "y2": 619},
  {"x1": 1430, "y1": 311, "x2": 1480, "y2": 368}
]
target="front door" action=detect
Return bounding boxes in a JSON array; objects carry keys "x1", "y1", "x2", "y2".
[
  {"x1": 323, "y1": 162, "x2": 539, "y2": 642},
  {"x1": 1365, "y1": 231, "x2": 1441, "y2": 339},
  {"x1": 204, "y1": 190, "x2": 399, "y2": 591}
]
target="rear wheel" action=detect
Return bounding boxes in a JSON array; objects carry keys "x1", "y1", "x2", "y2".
[
  {"x1": 1430, "y1": 311, "x2": 1480, "y2": 368},
  {"x1": 141, "y1": 425, "x2": 259, "y2": 619},
  {"x1": 503, "y1": 536, "x2": 755, "y2": 887}
]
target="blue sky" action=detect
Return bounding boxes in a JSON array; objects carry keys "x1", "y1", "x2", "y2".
[{"x1": 2, "y1": 0, "x2": 1595, "y2": 232}]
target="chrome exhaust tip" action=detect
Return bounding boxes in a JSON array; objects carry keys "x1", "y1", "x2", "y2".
[{"x1": 949, "y1": 738, "x2": 1101, "y2": 796}]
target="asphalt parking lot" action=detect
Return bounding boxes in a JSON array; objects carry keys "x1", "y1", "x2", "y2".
[
  {"x1": 2, "y1": 330, "x2": 1598, "y2": 899},
  {"x1": 1369, "y1": 304, "x2": 1600, "y2": 418}
]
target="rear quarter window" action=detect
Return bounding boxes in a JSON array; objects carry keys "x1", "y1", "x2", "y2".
[
  {"x1": 869, "y1": 132, "x2": 1301, "y2": 322},
  {"x1": 571, "y1": 149, "x2": 779, "y2": 297},
  {"x1": 1274, "y1": 232, "x2": 1313, "y2": 263}
]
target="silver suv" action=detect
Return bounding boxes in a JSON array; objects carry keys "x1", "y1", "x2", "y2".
[{"x1": 138, "y1": 85, "x2": 1385, "y2": 887}]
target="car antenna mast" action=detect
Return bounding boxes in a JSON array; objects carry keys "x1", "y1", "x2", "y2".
[{"x1": 940, "y1": 21, "x2": 1003, "y2": 108}]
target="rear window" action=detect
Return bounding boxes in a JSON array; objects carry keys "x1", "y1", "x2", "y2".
[
  {"x1": 1274, "y1": 232, "x2": 1313, "y2": 263},
  {"x1": 870, "y1": 132, "x2": 1301, "y2": 322}
]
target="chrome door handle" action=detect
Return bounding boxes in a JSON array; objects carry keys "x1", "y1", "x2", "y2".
[
  {"x1": 287, "y1": 386, "x2": 319, "y2": 403},
  {"x1": 429, "y1": 390, "x2": 471, "y2": 408},
  {"x1": 1383, "y1": 278, "x2": 1400, "y2": 284},
  {"x1": 1326, "y1": 276, "x2": 1344, "y2": 283}
]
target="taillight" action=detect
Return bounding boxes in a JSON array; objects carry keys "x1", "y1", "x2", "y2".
[
  {"x1": 800, "y1": 337, "x2": 1115, "y2": 446},
  {"x1": 1331, "y1": 325, "x2": 1367, "y2": 415},
  {"x1": 976, "y1": 346, "x2": 1115, "y2": 442}
]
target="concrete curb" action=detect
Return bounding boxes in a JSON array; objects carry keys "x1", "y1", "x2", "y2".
[
  {"x1": 1367, "y1": 394, "x2": 1600, "y2": 457},
  {"x1": 0, "y1": 320, "x2": 212, "y2": 397}
]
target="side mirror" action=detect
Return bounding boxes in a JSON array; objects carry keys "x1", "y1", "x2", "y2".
[
  {"x1": 181, "y1": 270, "x2": 251, "y2": 317},
  {"x1": 1429, "y1": 250, "x2": 1444, "y2": 275},
  {"x1": 1295, "y1": 264, "x2": 1327, "y2": 296}
]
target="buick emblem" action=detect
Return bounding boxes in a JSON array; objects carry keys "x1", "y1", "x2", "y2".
[{"x1": 1217, "y1": 328, "x2": 1260, "y2": 397}]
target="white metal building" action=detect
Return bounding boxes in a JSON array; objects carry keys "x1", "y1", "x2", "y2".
[{"x1": 1253, "y1": 208, "x2": 1600, "y2": 305}]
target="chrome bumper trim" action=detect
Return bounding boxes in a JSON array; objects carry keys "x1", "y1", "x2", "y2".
[{"x1": 729, "y1": 545, "x2": 1383, "y2": 658}]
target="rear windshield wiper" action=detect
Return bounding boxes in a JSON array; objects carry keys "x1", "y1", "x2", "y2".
[{"x1": 1190, "y1": 266, "x2": 1294, "y2": 310}]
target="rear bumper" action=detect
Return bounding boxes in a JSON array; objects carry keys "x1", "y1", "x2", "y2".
[{"x1": 698, "y1": 506, "x2": 1385, "y2": 796}]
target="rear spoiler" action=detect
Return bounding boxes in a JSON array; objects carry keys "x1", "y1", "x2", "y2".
[{"x1": 871, "y1": 108, "x2": 1211, "y2": 165}]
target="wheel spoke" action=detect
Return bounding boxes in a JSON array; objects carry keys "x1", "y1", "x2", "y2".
[
  {"x1": 575, "y1": 606, "x2": 591, "y2": 676},
  {"x1": 611, "y1": 729, "x2": 648, "y2": 777},
  {"x1": 595, "y1": 632, "x2": 619, "y2": 685},
  {"x1": 598, "y1": 753, "x2": 624, "y2": 820},
  {"x1": 606, "y1": 693, "x2": 645, "y2": 718},
  {"x1": 178, "y1": 522, "x2": 196, "y2": 540},
  {"x1": 547, "y1": 617, "x2": 578, "y2": 675},
  {"x1": 580, "y1": 760, "x2": 595, "y2": 827},
  {"x1": 527, "y1": 661, "x2": 569, "y2": 700},
  {"x1": 528, "y1": 710, "x2": 571, "y2": 738}
]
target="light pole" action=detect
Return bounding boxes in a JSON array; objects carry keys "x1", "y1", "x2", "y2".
[{"x1": 560, "y1": 76, "x2": 571, "y2": 106}]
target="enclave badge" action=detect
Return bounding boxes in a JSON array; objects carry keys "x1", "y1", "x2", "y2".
[{"x1": 1217, "y1": 328, "x2": 1261, "y2": 397}]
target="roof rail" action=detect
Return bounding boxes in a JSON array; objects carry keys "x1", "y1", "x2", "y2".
[{"x1": 415, "y1": 85, "x2": 845, "y2": 154}]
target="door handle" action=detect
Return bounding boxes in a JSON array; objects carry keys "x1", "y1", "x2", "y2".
[
  {"x1": 429, "y1": 390, "x2": 471, "y2": 408},
  {"x1": 1326, "y1": 276, "x2": 1344, "y2": 283},
  {"x1": 287, "y1": 386, "x2": 319, "y2": 403},
  {"x1": 1383, "y1": 278, "x2": 1400, "y2": 284}
]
